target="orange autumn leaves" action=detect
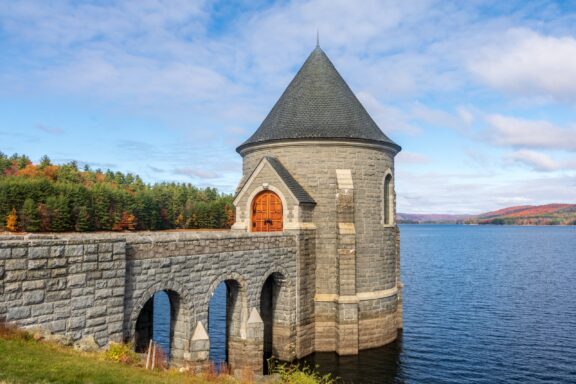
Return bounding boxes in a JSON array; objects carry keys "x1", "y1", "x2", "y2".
[{"x1": 1, "y1": 152, "x2": 234, "y2": 233}]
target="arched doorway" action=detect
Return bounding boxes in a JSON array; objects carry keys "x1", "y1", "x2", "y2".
[
  {"x1": 260, "y1": 272, "x2": 287, "y2": 373},
  {"x1": 134, "y1": 290, "x2": 186, "y2": 361},
  {"x1": 208, "y1": 279, "x2": 247, "y2": 370},
  {"x1": 251, "y1": 191, "x2": 283, "y2": 232}
]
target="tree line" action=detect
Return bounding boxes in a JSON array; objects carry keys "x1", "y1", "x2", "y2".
[{"x1": 0, "y1": 152, "x2": 234, "y2": 232}]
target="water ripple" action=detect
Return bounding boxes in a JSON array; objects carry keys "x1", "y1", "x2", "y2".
[{"x1": 302, "y1": 225, "x2": 576, "y2": 384}]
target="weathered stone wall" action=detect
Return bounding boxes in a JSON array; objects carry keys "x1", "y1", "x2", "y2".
[
  {"x1": 0, "y1": 230, "x2": 314, "y2": 372},
  {"x1": 123, "y1": 231, "x2": 301, "y2": 365},
  {"x1": 240, "y1": 141, "x2": 401, "y2": 353},
  {"x1": 0, "y1": 236, "x2": 126, "y2": 346}
]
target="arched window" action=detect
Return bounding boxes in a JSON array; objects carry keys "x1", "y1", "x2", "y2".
[
  {"x1": 251, "y1": 191, "x2": 283, "y2": 232},
  {"x1": 384, "y1": 173, "x2": 393, "y2": 225}
]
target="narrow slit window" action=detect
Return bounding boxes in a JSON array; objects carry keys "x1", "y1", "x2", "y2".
[{"x1": 384, "y1": 174, "x2": 393, "y2": 225}]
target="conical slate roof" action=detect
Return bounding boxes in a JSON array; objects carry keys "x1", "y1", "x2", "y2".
[{"x1": 237, "y1": 46, "x2": 401, "y2": 153}]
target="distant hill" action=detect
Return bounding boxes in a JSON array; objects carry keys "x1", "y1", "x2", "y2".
[
  {"x1": 399, "y1": 204, "x2": 576, "y2": 225},
  {"x1": 470, "y1": 204, "x2": 576, "y2": 225},
  {"x1": 397, "y1": 213, "x2": 472, "y2": 224}
]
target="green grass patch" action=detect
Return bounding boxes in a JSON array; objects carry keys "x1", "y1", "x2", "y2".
[
  {"x1": 0, "y1": 337, "x2": 214, "y2": 384},
  {"x1": 0, "y1": 323, "x2": 334, "y2": 384}
]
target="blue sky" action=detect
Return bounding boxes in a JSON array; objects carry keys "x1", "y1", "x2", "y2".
[{"x1": 1, "y1": 0, "x2": 575, "y2": 214}]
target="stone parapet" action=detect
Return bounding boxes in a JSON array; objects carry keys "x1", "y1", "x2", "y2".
[{"x1": 0, "y1": 237, "x2": 126, "y2": 346}]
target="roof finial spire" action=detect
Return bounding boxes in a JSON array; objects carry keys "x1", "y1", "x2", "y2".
[{"x1": 316, "y1": 29, "x2": 320, "y2": 47}]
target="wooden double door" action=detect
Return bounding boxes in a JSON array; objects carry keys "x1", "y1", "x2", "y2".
[{"x1": 251, "y1": 191, "x2": 283, "y2": 232}]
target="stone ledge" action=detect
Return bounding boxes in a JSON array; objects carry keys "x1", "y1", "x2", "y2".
[{"x1": 314, "y1": 287, "x2": 398, "y2": 304}]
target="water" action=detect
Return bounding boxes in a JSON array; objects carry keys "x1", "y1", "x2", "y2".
[
  {"x1": 156, "y1": 225, "x2": 576, "y2": 383},
  {"x1": 152, "y1": 291, "x2": 170, "y2": 356},
  {"x1": 302, "y1": 225, "x2": 576, "y2": 383},
  {"x1": 208, "y1": 283, "x2": 227, "y2": 364},
  {"x1": 152, "y1": 282, "x2": 228, "y2": 362}
]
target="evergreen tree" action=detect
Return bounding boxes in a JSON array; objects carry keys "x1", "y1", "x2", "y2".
[
  {"x1": 38, "y1": 155, "x2": 52, "y2": 169},
  {"x1": 56, "y1": 194, "x2": 71, "y2": 231},
  {"x1": 75, "y1": 206, "x2": 90, "y2": 232},
  {"x1": 45, "y1": 196, "x2": 59, "y2": 232},
  {"x1": 20, "y1": 198, "x2": 40, "y2": 232}
]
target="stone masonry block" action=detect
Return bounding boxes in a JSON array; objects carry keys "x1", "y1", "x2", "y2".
[
  {"x1": 27, "y1": 259, "x2": 47, "y2": 270},
  {"x1": 7, "y1": 307, "x2": 31, "y2": 321},
  {"x1": 28, "y1": 247, "x2": 49, "y2": 259},
  {"x1": 4, "y1": 271, "x2": 26, "y2": 282},
  {"x1": 68, "y1": 274, "x2": 86, "y2": 288},
  {"x1": 32, "y1": 303, "x2": 54, "y2": 316},
  {"x1": 87, "y1": 306, "x2": 107, "y2": 319},
  {"x1": 113, "y1": 243, "x2": 125, "y2": 255},
  {"x1": 11, "y1": 247, "x2": 27, "y2": 258},
  {"x1": 0, "y1": 248, "x2": 10, "y2": 260},
  {"x1": 50, "y1": 246, "x2": 64, "y2": 257},
  {"x1": 22, "y1": 280, "x2": 45, "y2": 291},
  {"x1": 85, "y1": 244, "x2": 98, "y2": 254},
  {"x1": 48, "y1": 258, "x2": 67, "y2": 268},
  {"x1": 68, "y1": 316, "x2": 85, "y2": 330},
  {"x1": 23, "y1": 290, "x2": 45, "y2": 305},
  {"x1": 64, "y1": 245, "x2": 84, "y2": 257},
  {"x1": 5, "y1": 259, "x2": 26, "y2": 271},
  {"x1": 27, "y1": 270, "x2": 49, "y2": 279},
  {"x1": 98, "y1": 253, "x2": 113, "y2": 262}
]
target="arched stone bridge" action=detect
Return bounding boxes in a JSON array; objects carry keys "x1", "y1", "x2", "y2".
[{"x1": 0, "y1": 229, "x2": 316, "y2": 374}]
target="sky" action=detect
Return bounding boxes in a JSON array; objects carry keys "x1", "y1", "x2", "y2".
[{"x1": 1, "y1": 0, "x2": 575, "y2": 214}]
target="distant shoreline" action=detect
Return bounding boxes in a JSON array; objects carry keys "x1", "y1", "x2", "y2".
[
  {"x1": 398, "y1": 203, "x2": 576, "y2": 226},
  {"x1": 398, "y1": 222, "x2": 575, "y2": 227}
]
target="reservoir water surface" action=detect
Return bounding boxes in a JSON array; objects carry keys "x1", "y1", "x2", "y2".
[{"x1": 158, "y1": 225, "x2": 576, "y2": 383}]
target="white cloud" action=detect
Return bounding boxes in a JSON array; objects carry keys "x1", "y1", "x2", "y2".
[
  {"x1": 485, "y1": 114, "x2": 576, "y2": 151},
  {"x1": 396, "y1": 169, "x2": 576, "y2": 214},
  {"x1": 0, "y1": 1, "x2": 208, "y2": 46},
  {"x1": 356, "y1": 92, "x2": 420, "y2": 135},
  {"x1": 173, "y1": 167, "x2": 220, "y2": 179},
  {"x1": 470, "y1": 28, "x2": 576, "y2": 101},
  {"x1": 396, "y1": 151, "x2": 430, "y2": 165},
  {"x1": 506, "y1": 150, "x2": 559, "y2": 172},
  {"x1": 2, "y1": 1, "x2": 576, "y2": 211}
]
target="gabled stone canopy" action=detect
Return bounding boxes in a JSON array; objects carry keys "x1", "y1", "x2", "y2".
[
  {"x1": 232, "y1": 156, "x2": 315, "y2": 231},
  {"x1": 237, "y1": 46, "x2": 401, "y2": 153},
  {"x1": 235, "y1": 156, "x2": 315, "y2": 206}
]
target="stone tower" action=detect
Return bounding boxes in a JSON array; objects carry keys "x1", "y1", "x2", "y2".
[{"x1": 233, "y1": 45, "x2": 402, "y2": 357}]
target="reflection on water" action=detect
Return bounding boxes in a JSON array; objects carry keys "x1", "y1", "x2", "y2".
[{"x1": 300, "y1": 334, "x2": 403, "y2": 383}]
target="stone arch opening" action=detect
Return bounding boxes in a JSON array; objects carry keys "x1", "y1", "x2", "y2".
[
  {"x1": 251, "y1": 190, "x2": 283, "y2": 232},
  {"x1": 134, "y1": 289, "x2": 188, "y2": 360},
  {"x1": 208, "y1": 279, "x2": 248, "y2": 369},
  {"x1": 384, "y1": 172, "x2": 393, "y2": 225},
  {"x1": 260, "y1": 271, "x2": 289, "y2": 373}
]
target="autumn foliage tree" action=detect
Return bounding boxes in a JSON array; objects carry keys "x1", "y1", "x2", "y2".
[
  {"x1": 5, "y1": 208, "x2": 17, "y2": 232},
  {"x1": 0, "y1": 152, "x2": 234, "y2": 232}
]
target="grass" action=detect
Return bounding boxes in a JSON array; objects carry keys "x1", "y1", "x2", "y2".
[
  {"x1": 0, "y1": 323, "x2": 335, "y2": 384},
  {"x1": 0, "y1": 338, "x2": 210, "y2": 384},
  {"x1": 0, "y1": 324, "x2": 238, "y2": 384}
]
